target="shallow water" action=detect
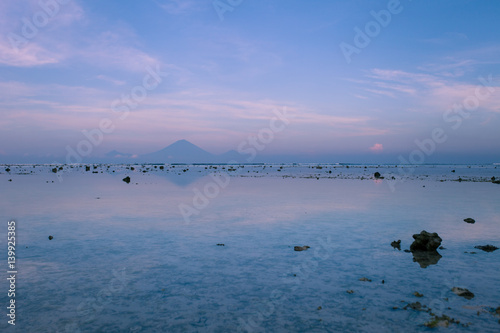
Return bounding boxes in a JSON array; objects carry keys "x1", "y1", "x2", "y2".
[{"x1": 1, "y1": 164, "x2": 499, "y2": 332}]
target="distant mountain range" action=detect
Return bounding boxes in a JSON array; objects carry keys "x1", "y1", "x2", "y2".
[
  {"x1": 107, "y1": 139, "x2": 246, "y2": 163},
  {"x1": 4, "y1": 139, "x2": 496, "y2": 164}
]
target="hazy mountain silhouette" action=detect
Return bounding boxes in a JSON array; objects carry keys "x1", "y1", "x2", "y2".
[
  {"x1": 105, "y1": 150, "x2": 133, "y2": 158},
  {"x1": 218, "y1": 149, "x2": 246, "y2": 163},
  {"x1": 138, "y1": 139, "x2": 216, "y2": 163}
]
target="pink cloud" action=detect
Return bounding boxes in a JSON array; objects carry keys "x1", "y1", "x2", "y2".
[{"x1": 369, "y1": 143, "x2": 383, "y2": 153}]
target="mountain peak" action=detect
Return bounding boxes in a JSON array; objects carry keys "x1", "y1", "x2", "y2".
[
  {"x1": 142, "y1": 139, "x2": 214, "y2": 163},
  {"x1": 169, "y1": 139, "x2": 197, "y2": 147}
]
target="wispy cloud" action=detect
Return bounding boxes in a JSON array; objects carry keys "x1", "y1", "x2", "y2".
[
  {"x1": 360, "y1": 68, "x2": 500, "y2": 113},
  {"x1": 0, "y1": 0, "x2": 84, "y2": 67},
  {"x1": 420, "y1": 32, "x2": 468, "y2": 45},
  {"x1": 0, "y1": 1, "x2": 163, "y2": 73},
  {"x1": 96, "y1": 75, "x2": 126, "y2": 86},
  {"x1": 155, "y1": 0, "x2": 204, "y2": 15},
  {"x1": 369, "y1": 143, "x2": 383, "y2": 153}
]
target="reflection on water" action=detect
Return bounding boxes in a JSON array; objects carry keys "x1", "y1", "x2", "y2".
[{"x1": 0, "y1": 165, "x2": 499, "y2": 332}]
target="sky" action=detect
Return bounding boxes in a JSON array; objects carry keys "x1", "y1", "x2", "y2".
[{"x1": 1, "y1": 0, "x2": 500, "y2": 163}]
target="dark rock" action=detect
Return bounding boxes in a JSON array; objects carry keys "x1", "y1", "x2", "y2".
[
  {"x1": 294, "y1": 245, "x2": 310, "y2": 251},
  {"x1": 374, "y1": 172, "x2": 381, "y2": 179},
  {"x1": 463, "y1": 218, "x2": 475, "y2": 224},
  {"x1": 52, "y1": 168, "x2": 57, "y2": 173},
  {"x1": 439, "y1": 246, "x2": 445, "y2": 250},
  {"x1": 404, "y1": 302, "x2": 423, "y2": 311},
  {"x1": 391, "y1": 239, "x2": 401, "y2": 250},
  {"x1": 85, "y1": 166, "x2": 90, "y2": 171},
  {"x1": 413, "y1": 291, "x2": 424, "y2": 297},
  {"x1": 122, "y1": 176, "x2": 131, "y2": 184},
  {"x1": 403, "y1": 249, "x2": 411, "y2": 253},
  {"x1": 452, "y1": 170, "x2": 455, "y2": 173},
  {"x1": 5, "y1": 167, "x2": 11, "y2": 172},
  {"x1": 346, "y1": 290, "x2": 354, "y2": 294},
  {"x1": 8, "y1": 179, "x2": 12, "y2": 182},
  {"x1": 474, "y1": 245, "x2": 499, "y2": 252},
  {"x1": 216, "y1": 243, "x2": 225, "y2": 246},
  {"x1": 425, "y1": 314, "x2": 458, "y2": 328},
  {"x1": 410, "y1": 230, "x2": 442, "y2": 252},
  {"x1": 493, "y1": 180, "x2": 500, "y2": 184},
  {"x1": 452, "y1": 287, "x2": 474, "y2": 300},
  {"x1": 410, "y1": 232, "x2": 442, "y2": 266},
  {"x1": 412, "y1": 251, "x2": 442, "y2": 268},
  {"x1": 48, "y1": 235, "x2": 53, "y2": 240},
  {"x1": 359, "y1": 277, "x2": 372, "y2": 282}
]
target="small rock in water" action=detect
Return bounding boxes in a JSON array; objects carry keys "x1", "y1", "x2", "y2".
[
  {"x1": 463, "y1": 218, "x2": 475, "y2": 224},
  {"x1": 48, "y1": 235, "x2": 53, "y2": 240},
  {"x1": 474, "y1": 245, "x2": 499, "y2": 252},
  {"x1": 403, "y1": 302, "x2": 423, "y2": 311},
  {"x1": 359, "y1": 277, "x2": 372, "y2": 282},
  {"x1": 216, "y1": 243, "x2": 225, "y2": 246},
  {"x1": 391, "y1": 240, "x2": 401, "y2": 250},
  {"x1": 122, "y1": 176, "x2": 131, "y2": 184},
  {"x1": 410, "y1": 231, "x2": 443, "y2": 268},
  {"x1": 294, "y1": 245, "x2": 310, "y2": 251},
  {"x1": 346, "y1": 290, "x2": 354, "y2": 294},
  {"x1": 413, "y1": 292, "x2": 424, "y2": 297},
  {"x1": 425, "y1": 314, "x2": 457, "y2": 328},
  {"x1": 452, "y1": 287, "x2": 474, "y2": 300}
]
